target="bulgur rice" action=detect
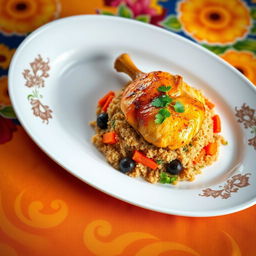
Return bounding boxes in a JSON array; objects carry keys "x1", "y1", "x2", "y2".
[{"x1": 91, "y1": 90, "x2": 226, "y2": 184}]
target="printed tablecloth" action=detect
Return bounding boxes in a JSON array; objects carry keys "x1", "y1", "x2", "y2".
[{"x1": 1, "y1": 0, "x2": 256, "y2": 255}]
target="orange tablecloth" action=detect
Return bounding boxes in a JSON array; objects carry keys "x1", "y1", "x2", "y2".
[{"x1": 1, "y1": 1, "x2": 256, "y2": 255}]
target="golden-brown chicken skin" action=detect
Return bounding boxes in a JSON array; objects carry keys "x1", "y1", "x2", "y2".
[{"x1": 115, "y1": 54, "x2": 205, "y2": 149}]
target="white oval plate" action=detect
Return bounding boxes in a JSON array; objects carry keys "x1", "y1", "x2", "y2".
[{"x1": 9, "y1": 15, "x2": 256, "y2": 217}]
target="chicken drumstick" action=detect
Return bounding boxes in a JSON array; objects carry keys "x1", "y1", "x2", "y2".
[{"x1": 114, "y1": 54, "x2": 205, "y2": 149}]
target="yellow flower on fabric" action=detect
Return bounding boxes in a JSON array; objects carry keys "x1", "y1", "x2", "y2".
[
  {"x1": 149, "y1": 0, "x2": 164, "y2": 15},
  {"x1": 221, "y1": 50, "x2": 256, "y2": 86},
  {"x1": 0, "y1": 76, "x2": 11, "y2": 106},
  {"x1": 178, "y1": 0, "x2": 251, "y2": 44},
  {"x1": 0, "y1": 44, "x2": 15, "y2": 70},
  {"x1": 0, "y1": 0, "x2": 61, "y2": 35}
]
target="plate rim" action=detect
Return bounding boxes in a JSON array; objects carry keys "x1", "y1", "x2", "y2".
[{"x1": 8, "y1": 15, "x2": 256, "y2": 217}]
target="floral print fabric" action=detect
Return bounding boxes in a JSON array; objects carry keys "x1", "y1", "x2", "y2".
[
  {"x1": 0, "y1": 1, "x2": 256, "y2": 255},
  {"x1": 0, "y1": 0, "x2": 255, "y2": 144}
]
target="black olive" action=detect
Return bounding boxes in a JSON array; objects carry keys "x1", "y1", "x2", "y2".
[
  {"x1": 166, "y1": 159, "x2": 183, "y2": 175},
  {"x1": 119, "y1": 158, "x2": 135, "y2": 173},
  {"x1": 97, "y1": 113, "x2": 108, "y2": 129}
]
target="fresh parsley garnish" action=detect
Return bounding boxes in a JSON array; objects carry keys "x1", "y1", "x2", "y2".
[
  {"x1": 151, "y1": 85, "x2": 185, "y2": 125},
  {"x1": 111, "y1": 120, "x2": 116, "y2": 128},
  {"x1": 183, "y1": 146, "x2": 188, "y2": 152},
  {"x1": 158, "y1": 86, "x2": 171, "y2": 92},
  {"x1": 151, "y1": 95, "x2": 172, "y2": 108},
  {"x1": 174, "y1": 101, "x2": 185, "y2": 113},
  {"x1": 155, "y1": 108, "x2": 171, "y2": 124},
  {"x1": 155, "y1": 114, "x2": 164, "y2": 124},
  {"x1": 151, "y1": 98, "x2": 162, "y2": 108},
  {"x1": 169, "y1": 176, "x2": 177, "y2": 183},
  {"x1": 159, "y1": 172, "x2": 177, "y2": 184},
  {"x1": 156, "y1": 160, "x2": 164, "y2": 164},
  {"x1": 159, "y1": 108, "x2": 171, "y2": 117}
]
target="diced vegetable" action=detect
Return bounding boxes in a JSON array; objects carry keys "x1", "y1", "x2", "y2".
[
  {"x1": 204, "y1": 142, "x2": 218, "y2": 156},
  {"x1": 98, "y1": 91, "x2": 115, "y2": 107},
  {"x1": 193, "y1": 148, "x2": 206, "y2": 164},
  {"x1": 159, "y1": 172, "x2": 177, "y2": 184},
  {"x1": 102, "y1": 95, "x2": 114, "y2": 112},
  {"x1": 102, "y1": 132, "x2": 118, "y2": 144},
  {"x1": 205, "y1": 99, "x2": 215, "y2": 109},
  {"x1": 132, "y1": 150, "x2": 158, "y2": 170},
  {"x1": 212, "y1": 115, "x2": 221, "y2": 133}
]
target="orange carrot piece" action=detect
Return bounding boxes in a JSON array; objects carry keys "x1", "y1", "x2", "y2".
[
  {"x1": 102, "y1": 95, "x2": 114, "y2": 112},
  {"x1": 212, "y1": 115, "x2": 221, "y2": 133},
  {"x1": 205, "y1": 98, "x2": 215, "y2": 109},
  {"x1": 132, "y1": 150, "x2": 158, "y2": 170},
  {"x1": 193, "y1": 148, "x2": 206, "y2": 164},
  {"x1": 204, "y1": 142, "x2": 218, "y2": 156},
  {"x1": 98, "y1": 91, "x2": 115, "y2": 107},
  {"x1": 102, "y1": 132, "x2": 117, "y2": 144}
]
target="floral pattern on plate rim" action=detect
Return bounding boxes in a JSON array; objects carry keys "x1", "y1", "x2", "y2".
[
  {"x1": 235, "y1": 103, "x2": 256, "y2": 150},
  {"x1": 199, "y1": 173, "x2": 251, "y2": 199},
  {"x1": 22, "y1": 55, "x2": 52, "y2": 124},
  {"x1": 200, "y1": 103, "x2": 256, "y2": 199}
]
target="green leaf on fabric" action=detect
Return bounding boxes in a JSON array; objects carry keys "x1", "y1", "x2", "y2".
[
  {"x1": 160, "y1": 15, "x2": 181, "y2": 31},
  {"x1": 202, "y1": 44, "x2": 230, "y2": 55},
  {"x1": 233, "y1": 39, "x2": 256, "y2": 53},
  {"x1": 136, "y1": 15, "x2": 150, "y2": 23},
  {"x1": 250, "y1": 23, "x2": 256, "y2": 35},
  {"x1": 118, "y1": 4, "x2": 133, "y2": 18},
  {"x1": 251, "y1": 8, "x2": 256, "y2": 20},
  {"x1": 98, "y1": 10, "x2": 115, "y2": 16},
  {"x1": 0, "y1": 106, "x2": 16, "y2": 119}
]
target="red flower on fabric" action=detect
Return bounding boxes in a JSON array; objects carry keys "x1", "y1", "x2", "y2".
[
  {"x1": 0, "y1": 116, "x2": 17, "y2": 144},
  {"x1": 103, "y1": 0, "x2": 166, "y2": 25}
]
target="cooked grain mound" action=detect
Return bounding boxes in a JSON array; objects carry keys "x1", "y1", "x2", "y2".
[{"x1": 91, "y1": 91, "x2": 225, "y2": 184}]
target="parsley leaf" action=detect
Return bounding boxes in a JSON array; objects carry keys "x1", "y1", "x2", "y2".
[
  {"x1": 160, "y1": 95, "x2": 172, "y2": 107},
  {"x1": 151, "y1": 98, "x2": 162, "y2": 108},
  {"x1": 169, "y1": 176, "x2": 178, "y2": 183},
  {"x1": 155, "y1": 113, "x2": 164, "y2": 124},
  {"x1": 159, "y1": 108, "x2": 171, "y2": 117},
  {"x1": 111, "y1": 120, "x2": 116, "y2": 128},
  {"x1": 174, "y1": 101, "x2": 185, "y2": 113},
  {"x1": 156, "y1": 160, "x2": 163, "y2": 164},
  {"x1": 154, "y1": 108, "x2": 171, "y2": 124},
  {"x1": 152, "y1": 95, "x2": 173, "y2": 107},
  {"x1": 183, "y1": 146, "x2": 189, "y2": 152},
  {"x1": 159, "y1": 172, "x2": 170, "y2": 183},
  {"x1": 158, "y1": 85, "x2": 171, "y2": 92}
]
